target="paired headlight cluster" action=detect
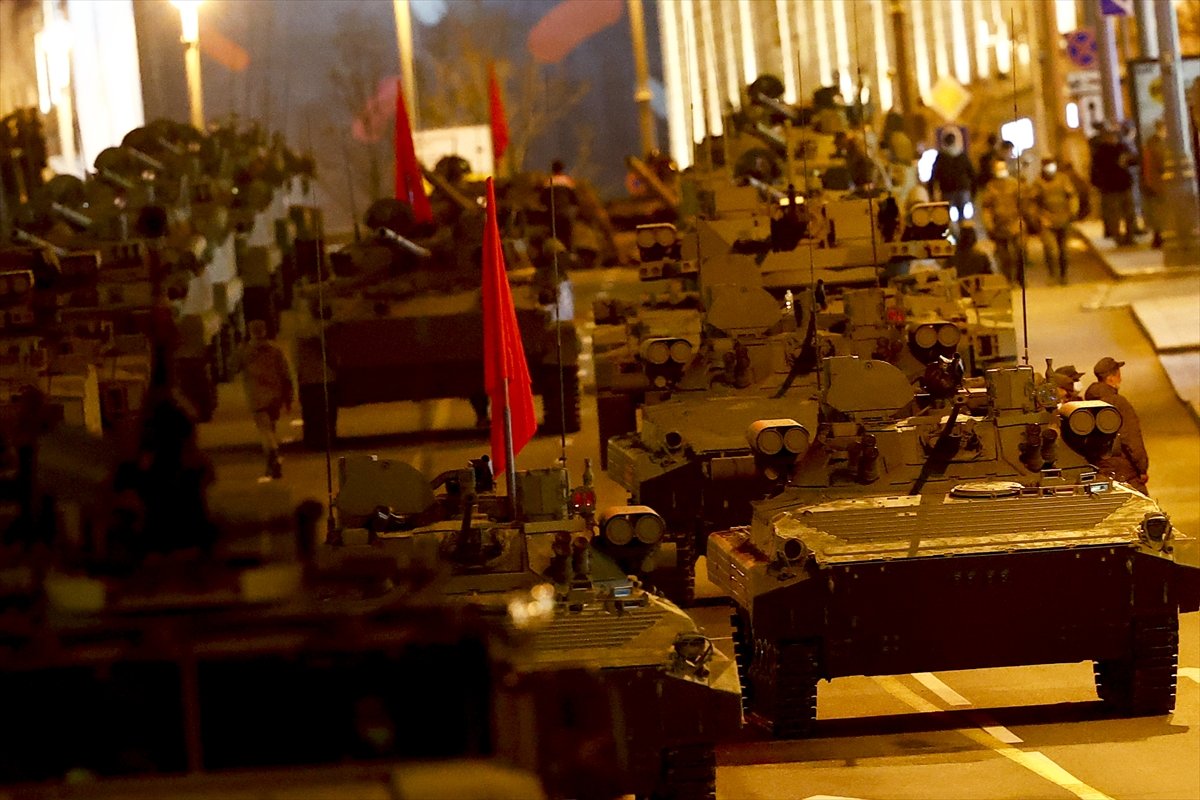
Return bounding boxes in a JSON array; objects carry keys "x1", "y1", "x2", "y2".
[
  {"x1": 635, "y1": 222, "x2": 681, "y2": 263},
  {"x1": 909, "y1": 321, "x2": 962, "y2": 354},
  {"x1": 902, "y1": 202, "x2": 952, "y2": 241},
  {"x1": 640, "y1": 337, "x2": 694, "y2": 366},
  {"x1": 746, "y1": 419, "x2": 811, "y2": 481},
  {"x1": 597, "y1": 505, "x2": 666, "y2": 547},
  {"x1": 746, "y1": 418, "x2": 810, "y2": 456},
  {"x1": 1060, "y1": 401, "x2": 1122, "y2": 437},
  {"x1": 0, "y1": 269, "x2": 34, "y2": 299}
]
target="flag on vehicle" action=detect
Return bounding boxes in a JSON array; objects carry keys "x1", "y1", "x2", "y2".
[
  {"x1": 393, "y1": 81, "x2": 432, "y2": 223},
  {"x1": 488, "y1": 63, "x2": 509, "y2": 163},
  {"x1": 482, "y1": 178, "x2": 536, "y2": 477}
]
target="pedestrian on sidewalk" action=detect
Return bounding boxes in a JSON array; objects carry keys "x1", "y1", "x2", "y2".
[
  {"x1": 1141, "y1": 118, "x2": 1167, "y2": 249},
  {"x1": 930, "y1": 130, "x2": 976, "y2": 222},
  {"x1": 1084, "y1": 357, "x2": 1149, "y2": 494},
  {"x1": 1088, "y1": 122, "x2": 1139, "y2": 246},
  {"x1": 1026, "y1": 157, "x2": 1079, "y2": 284},
  {"x1": 240, "y1": 319, "x2": 294, "y2": 480},
  {"x1": 978, "y1": 160, "x2": 1023, "y2": 281}
]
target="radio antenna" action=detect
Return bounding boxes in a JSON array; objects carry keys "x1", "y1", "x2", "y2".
[
  {"x1": 1012, "y1": 10, "x2": 1030, "y2": 366},
  {"x1": 544, "y1": 73, "x2": 568, "y2": 466},
  {"x1": 851, "y1": 4, "x2": 883, "y2": 287}
]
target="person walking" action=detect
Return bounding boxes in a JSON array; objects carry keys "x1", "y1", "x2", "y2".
[
  {"x1": 1026, "y1": 157, "x2": 1079, "y2": 284},
  {"x1": 929, "y1": 130, "x2": 976, "y2": 222},
  {"x1": 240, "y1": 319, "x2": 294, "y2": 479},
  {"x1": 1084, "y1": 357, "x2": 1149, "y2": 494},
  {"x1": 1088, "y1": 122, "x2": 1139, "y2": 246},
  {"x1": 977, "y1": 160, "x2": 1023, "y2": 281},
  {"x1": 1141, "y1": 118, "x2": 1167, "y2": 249}
]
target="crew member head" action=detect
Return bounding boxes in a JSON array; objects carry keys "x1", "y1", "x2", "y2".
[{"x1": 1094, "y1": 356, "x2": 1125, "y2": 388}]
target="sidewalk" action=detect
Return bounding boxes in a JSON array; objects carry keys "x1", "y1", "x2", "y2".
[{"x1": 1073, "y1": 219, "x2": 1200, "y2": 422}]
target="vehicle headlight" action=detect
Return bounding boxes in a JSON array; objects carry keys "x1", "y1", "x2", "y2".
[{"x1": 599, "y1": 505, "x2": 666, "y2": 546}]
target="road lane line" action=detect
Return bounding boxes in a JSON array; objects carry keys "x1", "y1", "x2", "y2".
[
  {"x1": 1180, "y1": 667, "x2": 1200, "y2": 684},
  {"x1": 873, "y1": 676, "x2": 1113, "y2": 800},
  {"x1": 913, "y1": 672, "x2": 971, "y2": 706},
  {"x1": 979, "y1": 724, "x2": 1024, "y2": 744}
]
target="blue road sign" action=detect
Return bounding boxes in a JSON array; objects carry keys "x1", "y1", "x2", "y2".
[
  {"x1": 1100, "y1": 0, "x2": 1132, "y2": 16},
  {"x1": 1065, "y1": 29, "x2": 1098, "y2": 69}
]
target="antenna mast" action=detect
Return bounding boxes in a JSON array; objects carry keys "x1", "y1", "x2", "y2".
[{"x1": 1012, "y1": 10, "x2": 1030, "y2": 366}]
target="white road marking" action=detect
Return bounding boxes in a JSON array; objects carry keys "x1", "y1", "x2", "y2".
[
  {"x1": 913, "y1": 672, "x2": 971, "y2": 706},
  {"x1": 1180, "y1": 667, "x2": 1200, "y2": 684},
  {"x1": 289, "y1": 418, "x2": 303, "y2": 427},
  {"x1": 980, "y1": 724, "x2": 1024, "y2": 744},
  {"x1": 874, "y1": 676, "x2": 1112, "y2": 800}
]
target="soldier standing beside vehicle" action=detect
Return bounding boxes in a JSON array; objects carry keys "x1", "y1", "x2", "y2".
[
  {"x1": 1026, "y1": 157, "x2": 1079, "y2": 284},
  {"x1": 240, "y1": 319, "x2": 294, "y2": 479},
  {"x1": 1084, "y1": 357, "x2": 1149, "y2": 494}
]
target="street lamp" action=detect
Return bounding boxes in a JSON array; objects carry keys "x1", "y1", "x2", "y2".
[{"x1": 170, "y1": 0, "x2": 204, "y2": 131}]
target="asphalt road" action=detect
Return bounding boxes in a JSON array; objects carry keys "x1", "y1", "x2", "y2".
[{"x1": 198, "y1": 237, "x2": 1199, "y2": 800}]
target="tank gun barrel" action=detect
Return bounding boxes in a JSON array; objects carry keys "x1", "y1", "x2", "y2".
[
  {"x1": 751, "y1": 123, "x2": 788, "y2": 156},
  {"x1": 96, "y1": 168, "x2": 135, "y2": 191},
  {"x1": 51, "y1": 201, "x2": 93, "y2": 230},
  {"x1": 12, "y1": 227, "x2": 67, "y2": 256},
  {"x1": 128, "y1": 147, "x2": 166, "y2": 173},
  {"x1": 910, "y1": 402, "x2": 963, "y2": 495},
  {"x1": 753, "y1": 92, "x2": 801, "y2": 124},
  {"x1": 746, "y1": 175, "x2": 786, "y2": 201},
  {"x1": 377, "y1": 227, "x2": 432, "y2": 259},
  {"x1": 624, "y1": 156, "x2": 679, "y2": 208},
  {"x1": 421, "y1": 165, "x2": 480, "y2": 216}
]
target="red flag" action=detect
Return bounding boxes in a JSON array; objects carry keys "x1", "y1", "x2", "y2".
[
  {"x1": 488, "y1": 63, "x2": 509, "y2": 163},
  {"x1": 394, "y1": 82, "x2": 432, "y2": 223},
  {"x1": 527, "y1": 0, "x2": 624, "y2": 64},
  {"x1": 482, "y1": 178, "x2": 536, "y2": 476}
]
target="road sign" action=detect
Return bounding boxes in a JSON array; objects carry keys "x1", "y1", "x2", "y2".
[
  {"x1": 1100, "y1": 0, "x2": 1132, "y2": 16},
  {"x1": 1066, "y1": 70, "x2": 1102, "y2": 95},
  {"x1": 927, "y1": 76, "x2": 971, "y2": 122},
  {"x1": 1065, "y1": 29, "x2": 1098, "y2": 69}
]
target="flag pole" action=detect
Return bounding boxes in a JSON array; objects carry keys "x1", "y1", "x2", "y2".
[{"x1": 502, "y1": 377, "x2": 517, "y2": 502}]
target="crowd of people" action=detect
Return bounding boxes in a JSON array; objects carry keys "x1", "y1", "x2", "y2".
[{"x1": 922, "y1": 116, "x2": 1169, "y2": 286}]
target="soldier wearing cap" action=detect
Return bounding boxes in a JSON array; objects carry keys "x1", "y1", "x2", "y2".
[
  {"x1": 1084, "y1": 356, "x2": 1148, "y2": 493},
  {"x1": 1054, "y1": 364, "x2": 1084, "y2": 401}
]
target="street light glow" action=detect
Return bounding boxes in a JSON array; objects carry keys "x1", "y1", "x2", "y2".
[{"x1": 170, "y1": 0, "x2": 203, "y2": 43}]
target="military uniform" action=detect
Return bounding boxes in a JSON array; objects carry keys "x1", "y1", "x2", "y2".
[
  {"x1": 240, "y1": 322, "x2": 294, "y2": 478},
  {"x1": 1084, "y1": 359, "x2": 1148, "y2": 494},
  {"x1": 1027, "y1": 169, "x2": 1079, "y2": 283},
  {"x1": 978, "y1": 174, "x2": 1023, "y2": 281}
]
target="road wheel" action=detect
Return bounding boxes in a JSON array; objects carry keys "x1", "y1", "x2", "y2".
[
  {"x1": 300, "y1": 383, "x2": 337, "y2": 450},
  {"x1": 541, "y1": 364, "x2": 581, "y2": 435},
  {"x1": 643, "y1": 743, "x2": 715, "y2": 800},
  {"x1": 1094, "y1": 613, "x2": 1179, "y2": 716},
  {"x1": 748, "y1": 637, "x2": 819, "y2": 739},
  {"x1": 730, "y1": 607, "x2": 754, "y2": 710}
]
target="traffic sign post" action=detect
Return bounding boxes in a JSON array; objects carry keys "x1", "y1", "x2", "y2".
[
  {"x1": 1064, "y1": 29, "x2": 1098, "y2": 69},
  {"x1": 1100, "y1": 0, "x2": 1132, "y2": 17}
]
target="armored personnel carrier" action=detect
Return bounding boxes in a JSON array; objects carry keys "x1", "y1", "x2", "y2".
[
  {"x1": 332, "y1": 455, "x2": 743, "y2": 799},
  {"x1": 598, "y1": 192, "x2": 1012, "y2": 604},
  {"x1": 0, "y1": 361, "x2": 606, "y2": 800},
  {"x1": 293, "y1": 198, "x2": 581, "y2": 449},
  {"x1": 706, "y1": 361, "x2": 1200, "y2": 736}
]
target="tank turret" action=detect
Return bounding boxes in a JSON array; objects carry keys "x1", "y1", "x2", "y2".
[{"x1": 328, "y1": 453, "x2": 743, "y2": 800}]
